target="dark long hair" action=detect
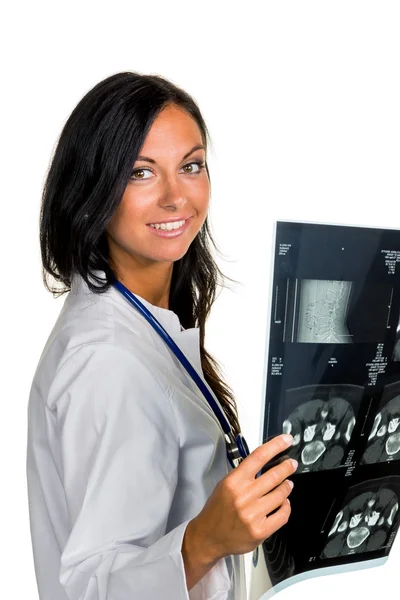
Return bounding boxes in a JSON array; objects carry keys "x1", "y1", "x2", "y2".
[{"x1": 40, "y1": 71, "x2": 241, "y2": 438}]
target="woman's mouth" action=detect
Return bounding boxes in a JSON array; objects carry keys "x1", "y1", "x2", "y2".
[{"x1": 146, "y1": 217, "x2": 192, "y2": 238}]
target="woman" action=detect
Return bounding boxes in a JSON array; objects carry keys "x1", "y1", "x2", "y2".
[{"x1": 26, "y1": 71, "x2": 297, "y2": 600}]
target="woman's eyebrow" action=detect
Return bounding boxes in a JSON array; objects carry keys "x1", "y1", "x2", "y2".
[{"x1": 136, "y1": 144, "x2": 206, "y2": 164}]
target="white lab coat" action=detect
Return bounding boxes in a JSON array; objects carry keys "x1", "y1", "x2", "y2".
[{"x1": 26, "y1": 269, "x2": 247, "y2": 599}]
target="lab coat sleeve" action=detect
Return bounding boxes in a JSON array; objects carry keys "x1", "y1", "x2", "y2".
[{"x1": 51, "y1": 342, "x2": 231, "y2": 600}]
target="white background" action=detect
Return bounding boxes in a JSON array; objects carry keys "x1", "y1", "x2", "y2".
[{"x1": 2, "y1": 1, "x2": 400, "y2": 598}]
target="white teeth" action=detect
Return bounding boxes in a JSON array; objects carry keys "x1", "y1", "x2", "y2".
[{"x1": 149, "y1": 219, "x2": 186, "y2": 231}]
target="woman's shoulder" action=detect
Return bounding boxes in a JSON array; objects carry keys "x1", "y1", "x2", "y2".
[
  {"x1": 46, "y1": 339, "x2": 174, "y2": 417},
  {"x1": 32, "y1": 289, "x2": 173, "y2": 410},
  {"x1": 43, "y1": 277, "x2": 168, "y2": 361}
]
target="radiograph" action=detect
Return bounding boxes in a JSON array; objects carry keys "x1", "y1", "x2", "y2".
[
  {"x1": 392, "y1": 315, "x2": 400, "y2": 362},
  {"x1": 321, "y1": 488, "x2": 399, "y2": 558},
  {"x1": 361, "y1": 395, "x2": 400, "y2": 465},
  {"x1": 393, "y1": 340, "x2": 400, "y2": 362},
  {"x1": 297, "y1": 279, "x2": 353, "y2": 344},
  {"x1": 282, "y1": 390, "x2": 357, "y2": 473}
]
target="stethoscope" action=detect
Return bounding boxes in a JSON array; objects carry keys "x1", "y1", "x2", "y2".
[{"x1": 112, "y1": 279, "x2": 250, "y2": 469}]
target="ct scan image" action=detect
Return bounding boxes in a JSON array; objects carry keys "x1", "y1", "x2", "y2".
[
  {"x1": 321, "y1": 482, "x2": 400, "y2": 559},
  {"x1": 361, "y1": 384, "x2": 400, "y2": 465},
  {"x1": 281, "y1": 384, "x2": 363, "y2": 473}
]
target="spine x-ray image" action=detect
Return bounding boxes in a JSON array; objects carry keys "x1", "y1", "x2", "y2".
[
  {"x1": 321, "y1": 480, "x2": 400, "y2": 559},
  {"x1": 361, "y1": 384, "x2": 400, "y2": 465},
  {"x1": 280, "y1": 278, "x2": 393, "y2": 344},
  {"x1": 297, "y1": 279, "x2": 353, "y2": 343},
  {"x1": 281, "y1": 384, "x2": 362, "y2": 473}
]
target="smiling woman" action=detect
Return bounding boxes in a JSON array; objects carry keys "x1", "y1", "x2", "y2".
[
  {"x1": 106, "y1": 104, "x2": 210, "y2": 295},
  {"x1": 27, "y1": 71, "x2": 297, "y2": 600}
]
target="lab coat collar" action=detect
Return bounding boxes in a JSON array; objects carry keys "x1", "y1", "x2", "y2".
[
  {"x1": 70, "y1": 268, "x2": 204, "y2": 374},
  {"x1": 71, "y1": 268, "x2": 185, "y2": 335}
]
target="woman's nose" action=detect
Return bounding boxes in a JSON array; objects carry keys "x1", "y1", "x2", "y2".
[{"x1": 158, "y1": 174, "x2": 187, "y2": 209}]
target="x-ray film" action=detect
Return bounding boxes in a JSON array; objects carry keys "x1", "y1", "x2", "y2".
[{"x1": 251, "y1": 221, "x2": 400, "y2": 600}]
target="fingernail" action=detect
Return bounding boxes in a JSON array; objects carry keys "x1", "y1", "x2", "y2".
[
  {"x1": 287, "y1": 479, "x2": 294, "y2": 489},
  {"x1": 290, "y1": 459, "x2": 298, "y2": 469},
  {"x1": 282, "y1": 434, "x2": 294, "y2": 445}
]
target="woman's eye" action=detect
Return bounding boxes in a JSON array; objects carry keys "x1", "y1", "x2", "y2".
[
  {"x1": 130, "y1": 161, "x2": 205, "y2": 181},
  {"x1": 182, "y1": 161, "x2": 206, "y2": 174},
  {"x1": 130, "y1": 168, "x2": 153, "y2": 180}
]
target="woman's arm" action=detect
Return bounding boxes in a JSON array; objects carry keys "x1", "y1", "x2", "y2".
[
  {"x1": 49, "y1": 341, "x2": 295, "y2": 598},
  {"x1": 182, "y1": 518, "x2": 221, "y2": 590},
  {"x1": 49, "y1": 342, "x2": 230, "y2": 600},
  {"x1": 182, "y1": 436, "x2": 297, "y2": 591}
]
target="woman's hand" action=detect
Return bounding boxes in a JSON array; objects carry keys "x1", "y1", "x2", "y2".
[{"x1": 182, "y1": 434, "x2": 297, "y2": 589}]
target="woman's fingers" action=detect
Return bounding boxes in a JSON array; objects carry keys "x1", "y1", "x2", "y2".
[
  {"x1": 191, "y1": 434, "x2": 297, "y2": 559},
  {"x1": 261, "y1": 499, "x2": 292, "y2": 540},
  {"x1": 236, "y1": 434, "x2": 294, "y2": 480},
  {"x1": 258, "y1": 479, "x2": 294, "y2": 518},
  {"x1": 253, "y1": 457, "x2": 298, "y2": 497}
]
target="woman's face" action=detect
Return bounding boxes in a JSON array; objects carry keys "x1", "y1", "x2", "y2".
[{"x1": 106, "y1": 103, "x2": 210, "y2": 269}]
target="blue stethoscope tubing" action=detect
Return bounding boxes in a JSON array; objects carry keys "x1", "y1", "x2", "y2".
[{"x1": 112, "y1": 279, "x2": 250, "y2": 469}]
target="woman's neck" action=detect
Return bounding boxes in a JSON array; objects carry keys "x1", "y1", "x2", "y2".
[{"x1": 110, "y1": 257, "x2": 174, "y2": 310}]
